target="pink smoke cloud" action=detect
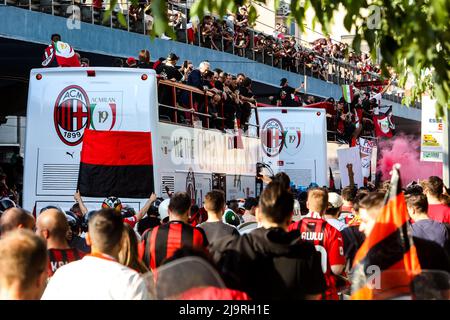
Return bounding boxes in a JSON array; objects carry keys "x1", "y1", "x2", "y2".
[{"x1": 377, "y1": 135, "x2": 443, "y2": 184}]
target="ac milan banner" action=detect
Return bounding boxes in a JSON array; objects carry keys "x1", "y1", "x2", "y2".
[
  {"x1": 78, "y1": 129, "x2": 154, "y2": 198},
  {"x1": 353, "y1": 80, "x2": 389, "y2": 88},
  {"x1": 357, "y1": 137, "x2": 375, "y2": 178},
  {"x1": 373, "y1": 107, "x2": 394, "y2": 138}
]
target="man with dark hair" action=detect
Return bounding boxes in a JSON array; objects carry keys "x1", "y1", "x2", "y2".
[
  {"x1": 341, "y1": 186, "x2": 357, "y2": 213},
  {"x1": 42, "y1": 208, "x2": 150, "y2": 299},
  {"x1": 197, "y1": 190, "x2": 238, "y2": 244},
  {"x1": 139, "y1": 192, "x2": 208, "y2": 270},
  {"x1": 236, "y1": 73, "x2": 246, "y2": 87},
  {"x1": 0, "y1": 208, "x2": 35, "y2": 236},
  {"x1": 359, "y1": 192, "x2": 450, "y2": 272},
  {"x1": 289, "y1": 187, "x2": 346, "y2": 300},
  {"x1": 36, "y1": 208, "x2": 85, "y2": 277},
  {"x1": 241, "y1": 197, "x2": 258, "y2": 223},
  {"x1": 423, "y1": 176, "x2": 450, "y2": 224},
  {"x1": 156, "y1": 53, "x2": 182, "y2": 81},
  {"x1": 0, "y1": 230, "x2": 48, "y2": 300},
  {"x1": 51, "y1": 34, "x2": 61, "y2": 42},
  {"x1": 272, "y1": 172, "x2": 291, "y2": 191},
  {"x1": 277, "y1": 78, "x2": 303, "y2": 107},
  {"x1": 210, "y1": 182, "x2": 326, "y2": 300},
  {"x1": 405, "y1": 194, "x2": 449, "y2": 250}
]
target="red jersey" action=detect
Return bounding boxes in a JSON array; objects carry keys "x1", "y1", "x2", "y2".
[
  {"x1": 139, "y1": 221, "x2": 208, "y2": 270},
  {"x1": 289, "y1": 213, "x2": 346, "y2": 300},
  {"x1": 428, "y1": 204, "x2": 450, "y2": 224},
  {"x1": 47, "y1": 248, "x2": 85, "y2": 277},
  {"x1": 124, "y1": 215, "x2": 138, "y2": 228}
]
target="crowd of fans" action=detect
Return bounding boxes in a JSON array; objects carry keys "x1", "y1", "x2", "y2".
[
  {"x1": 110, "y1": 49, "x2": 257, "y2": 131},
  {"x1": 43, "y1": 30, "x2": 390, "y2": 145},
  {"x1": 166, "y1": 5, "x2": 390, "y2": 86},
  {"x1": 0, "y1": 167, "x2": 449, "y2": 300},
  {"x1": 107, "y1": 44, "x2": 388, "y2": 141},
  {"x1": 7, "y1": 0, "x2": 403, "y2": 100}
]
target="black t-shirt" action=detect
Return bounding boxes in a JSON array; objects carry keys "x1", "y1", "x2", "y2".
[
  {"x1": 197, "y1": 221, "x2": 239, "y2": 245},
  {"x1": 413, "y1": 236, "x2": 450, "y2": 273},
  {"x1": 278, "y1": 85, "x2": 296, "y2": 106},
  {"x1": 138, "y1": 61, "x2": 154, "y2": 69},
  {"x1": 210, "y1": 227, "x2": 326, "y2": 300},
  {"x1": 342, "y1": 225, "x2": 365, "y2": 269},
  {"x1": 214, "y1": 80, "x2": 224, "y2": 91},
  {"x1": 238, "y1": 86, "x2": 254, "y2": 99},
  {"x1": 156, "y1": 64, "x2": 182, "y2": 81}
]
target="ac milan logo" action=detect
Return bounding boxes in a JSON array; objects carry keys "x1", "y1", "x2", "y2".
[
  {"x1": 377, "y1": 117, "x2": 390, "y2": 134},
  {"x1": 261, "y1": 118, "x2": 285, "y2": 157},
  {"x1": 53, "y1": 85, "x2": 91, "y2": 146}
]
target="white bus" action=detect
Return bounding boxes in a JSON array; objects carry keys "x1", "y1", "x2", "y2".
[
  {"x1": 257, "y1": 106, "x2": 328, "y2": 188},
  {"x1": 23, "y1": 68, "x2": 260, "y2": 214}
]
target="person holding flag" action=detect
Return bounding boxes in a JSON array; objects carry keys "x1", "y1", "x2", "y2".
[
  {"x1": 352, "y1": 164, "x2": 450, "y2": 300},
  {"x1": 42, "y1": 34, "x2": 81, "y2": 68}
]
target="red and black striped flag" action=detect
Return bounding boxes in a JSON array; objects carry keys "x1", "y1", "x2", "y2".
[
  {"x1": 78, "y1": 128, "x2": 154, "y2": 198},
  {"x1": 351, "y1": 164, "x2": 421, "y2": 300}
]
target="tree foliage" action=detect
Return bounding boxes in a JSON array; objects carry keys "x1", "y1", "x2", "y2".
[{"x1": 117, "y1": 0, "x2": 450, "y2": 113}]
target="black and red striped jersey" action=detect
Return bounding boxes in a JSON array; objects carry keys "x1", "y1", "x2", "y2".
[
  {"x1": 47, "y1": 248, "x2": 85, "y2": 277},
  {"x1": 139, "y1": 220, "x2": 208, "y2": 270}
]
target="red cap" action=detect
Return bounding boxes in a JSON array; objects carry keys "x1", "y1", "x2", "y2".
[{"x1": 126, "y1": 57, "x2": 137, "y2": 67}]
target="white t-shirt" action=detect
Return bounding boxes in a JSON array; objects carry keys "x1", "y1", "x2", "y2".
[
  {"x1": 41, "y1": 256, "x2": 151, "y2": 300},
  {"x1": 242, "y1": 213, "x2": 257, "y2": 223}
]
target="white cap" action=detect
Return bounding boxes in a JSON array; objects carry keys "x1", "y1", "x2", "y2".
[
  {"x1": 158, "y1": 199, "x2": 170, "y2": 220},
  {"x1": 328, "y1": 192, "x2": 343, "y2": 209}
]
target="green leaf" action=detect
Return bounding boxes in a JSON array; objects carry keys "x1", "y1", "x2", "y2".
[
  {"x1": 117, "y1": 12, "x2": 127, "y2": 28},
  {"x1": 352, "y1": 34, "x2": 361, "y2": 54},
  {"x1": 343, "y1": 12, "x2": 353, "y2": 32}
]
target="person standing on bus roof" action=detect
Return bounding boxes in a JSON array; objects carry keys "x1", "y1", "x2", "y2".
[{"x1": 155, "y1": 53, "x2": 182, "y2": 81}]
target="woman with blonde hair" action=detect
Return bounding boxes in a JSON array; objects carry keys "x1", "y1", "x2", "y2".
[{"x1": 118, "y1": 223, "x2": 149, "y2": 274}]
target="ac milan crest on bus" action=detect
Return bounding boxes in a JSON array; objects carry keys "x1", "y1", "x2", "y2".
[
  {"x1": 53, "y1": 85, "x2": 91, "y2": 146},
  {"x1": 261, "y1": 118, "x2": 285, "y2": 157}
]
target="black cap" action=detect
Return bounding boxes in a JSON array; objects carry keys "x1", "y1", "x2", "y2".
[
  {"x1": 167, "y1": 52, "x2": 179, "y2": 61},
  {"x1": 280, "y1": 78, "x2": 288, "y2": 86}
]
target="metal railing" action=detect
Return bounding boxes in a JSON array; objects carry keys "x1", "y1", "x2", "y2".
[
  {"x1": 157, "y1": 78, "x2": 259, "y2": 137},
  {"x1": 3, "y1": 0, "x2": 415, "y2": 108}
]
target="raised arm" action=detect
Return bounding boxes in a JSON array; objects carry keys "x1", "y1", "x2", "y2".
[
  {"x1": 135, "y1": 192, "x2": 157, "y2": 221},
  {"x1": 74, "y1": 190, "x2": 88, "y2": 216}
]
